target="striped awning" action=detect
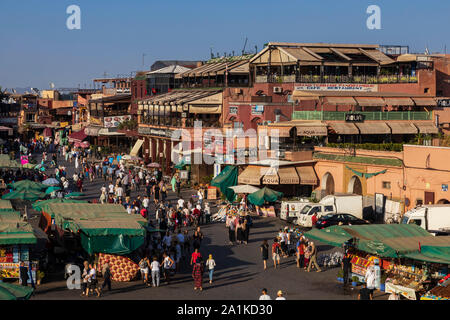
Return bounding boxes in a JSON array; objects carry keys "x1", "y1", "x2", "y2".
[
  {"x1": 384, "y1": 97, "x2": 415, "y2": 106},
  {"x1": 238, "y1": 166, "x2": 269, "y2": 185},
  {"x1": 386, "y1": 122, "x2": 418, "y2": 134},
  {"x1": 278, "y1": 167, "x2": 300, "y2": 184},
  {"x1": 412, "y1": 97, "x2": 437, "y2": 106},
  {"x1": 413, "y1": 122, "x2": 439, "y2": 134},
  {"x1": 324, "y1": 97, "x2": 357, "y2": 105},
  {"x1": 296, "y1": 166, "x2": 318, "y2": 185},
  {"x1": 355, "y1": 97, "x2": 386, "y2": 107},
  {"x1": 355, "y1": 122, "x2": 391, "y2": 134},
  {"x1": 328, "y1": 122, "x2": 359, "y2": 135}
]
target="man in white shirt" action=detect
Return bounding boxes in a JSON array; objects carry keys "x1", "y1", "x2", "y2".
[
  {"x1": 73, "y1": 173, "x2": 78, "y2": 182},
  {"x1": 177, "y1": 198, "x2": 185, "y2": 209},
  {"x1": 259, "y1": 288, "x2": 271, "y2": 300},
  {"x1": 108, "y1": 183, "x2": 114, "y2": 195},
  {"x1": 115, "y1": 185, "x2": 123, "y2": 200},
  {"x1": 100, "y1": 185, "x2": 107, "y2": 194},
  {"x1": 142, "y1": 196, "x2": 150, "y2": 209}
]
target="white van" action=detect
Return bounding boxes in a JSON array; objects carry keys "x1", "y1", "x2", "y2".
[
  {"x1": 402, "y1": 204, "x2": 450, "y2": 235},
  {"x1": 280, "y1": 199, "x2": 311, "y2": 223}
]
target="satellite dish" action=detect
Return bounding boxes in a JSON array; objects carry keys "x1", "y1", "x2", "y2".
[{"x1": 50, "y1": 82, "x2": 55, "y2": 89}]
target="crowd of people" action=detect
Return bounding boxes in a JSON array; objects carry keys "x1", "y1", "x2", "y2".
[{"x1": 259, "y1": 227, "x2": 322, "y2": 273}]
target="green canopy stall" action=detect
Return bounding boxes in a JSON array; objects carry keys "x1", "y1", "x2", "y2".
[
  {"x1": 0, "y1": 282, "x2": 34, "y2": 300},
  {"x1": 40, "y1": 203, "x2": 147, "y2": 255},
  {"x1": 2, "y1": 189, "x2": 46, "y2": 202},
  {"x1": 210, "y1": 166, "x2": 238, "y2": 202},
  {"x1": 247, "y1": 186, "x2": 283, "y2": 206}
]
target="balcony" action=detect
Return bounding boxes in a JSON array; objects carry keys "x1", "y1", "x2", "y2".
[
  {"x1": 292, "y1": 111, "x2": 431, "y2": 121},
  {"x1": 255, "y1": 74, "x2": 418, "y2": 84}
]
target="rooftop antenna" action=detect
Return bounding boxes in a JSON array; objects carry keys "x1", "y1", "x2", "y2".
[
  {"x1": 210, "y1": 47, "x2": 214, "y2": 59},
  {"x1": 232, "y1": 50, "x2": 235, "y2": 56},
  {"x1": 255, "y1": 45, "x2": 258, "y2": 54},
  {"x1": 242, "y1": 37, "x2": 248, "y2": 55}
]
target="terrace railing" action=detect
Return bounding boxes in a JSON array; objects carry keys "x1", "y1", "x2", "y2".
[
  {"x1": 255, "y1": 74, "x2": 418, "y2": 84},
  {"x1": 292, "y1": 111, "x2": 431, "y2": 121}
]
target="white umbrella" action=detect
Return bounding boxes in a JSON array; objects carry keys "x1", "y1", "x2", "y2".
[
  {"x1": 42, "y1": 178, "x2": 59, "y2": 186},
  {"x1": 228, "y1": 185, "x2": 261, "y2": 194}
]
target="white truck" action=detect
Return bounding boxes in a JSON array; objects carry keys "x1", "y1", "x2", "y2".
[
  {"x1": 279, "y1": 199, "x2": 311, "y2": 223},
  {"x1": 296, "y1": 194, "x2": 363, "y2": 227},
  {"x1": 401, "y1": 204, "x2": 450, "y2": 235}
]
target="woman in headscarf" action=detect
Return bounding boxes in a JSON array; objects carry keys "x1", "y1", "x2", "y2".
[{"x1": 192, "y1": 257, "x2": 204, "y2": 291}]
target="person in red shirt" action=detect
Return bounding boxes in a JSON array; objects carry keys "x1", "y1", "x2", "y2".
[
  {"x1": 271, "y1": 238, "x2": 281, "y2": 269},
  {"x1": 311, "y1": 213, "x2": 318, "y2": 227},
  {"x1": 190, "y1": 248, "x2": 202, "y2": 265},
  {"x1": 140, "y1": 207, "x2": 148, "y2": 219}
]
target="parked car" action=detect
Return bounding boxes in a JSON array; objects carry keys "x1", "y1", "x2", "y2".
[{"x1": 315, "y1": 213, "x2": 370, "y2": 229}]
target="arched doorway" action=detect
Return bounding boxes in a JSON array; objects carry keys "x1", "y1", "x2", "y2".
[
  {"x1": 437, "y1": 198, "x2": 450, "y2": 204},
  {"x1": 347, "y1": 175, "x2": 363, "y2": 195},
  {"x1": 321, "y1": 172, "x2": 335, "y2": 196}
]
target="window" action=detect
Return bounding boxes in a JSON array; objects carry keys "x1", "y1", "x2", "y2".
[
  {"x1": 324, "y1": 206, "x2": 334, "y2": 212},
  {"x1": 382, "y1": 181, "x2": 391, "y2": 189}
]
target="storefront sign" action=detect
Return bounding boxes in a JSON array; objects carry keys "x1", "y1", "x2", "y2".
[
  {"x1": 229, "y1": 106, "x2": 238, "y2": 115},
  {"x1": 104, "y1": 115, "x2": 132, "y2": 128},
  {"x1": 437, "y1": 99, "x2": 450, "y2": 107},
  {"x1": 60, "y1": 122, "x2": 69, "y2": 128},
  {"x1": 345, "y1": 113, "x2": 365, "y2": 122},
  {"x1": 251, "y1": 105, "x2": 264, "y2": 115},
  {"x1": 295, "y1": 83, "x2": 378, "y2": 92},
  {"x1": 138, "y1": 126, "x2": 174, "y2": 138},
  {"x1": 297, "y1": 126, "x2": 328, "y2": 136}
]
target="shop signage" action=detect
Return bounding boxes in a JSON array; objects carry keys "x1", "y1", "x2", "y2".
[
  {"x1": 437, "y1": 99, "x2": 450, "y2": 107},
  {"x1": 295, "y1": 83, "x2": 378, "y2": 92},
  {"x1": 297, "y1": 126, "x2": 328, "y2": 136},
  {"x1": 345, "y1": 113, "x2": 365, "y2": 122},
  {"x1": 229, "y1": 106, "x2": 238, "y2": 114},
  {"x1": 442, "y1": 184, "x2": 448, "y2": 192},
  {"x1": 251, "y1": 105, "x2": 264, "y2": 115},
  {"x1": 104, "y1": 115, "x2": 132, "y2": 128},
  {"x1": 138, "y1": 126, "x2": 174, "y2": 138}
]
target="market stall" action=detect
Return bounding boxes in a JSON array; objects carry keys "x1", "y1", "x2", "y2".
[
  {"x1": 0, "y1": 207, "x2": 38, "y2": 283},
  {"x1": 38, "y1": 202, "x2": 147, "y2": 256},
  {"x1": 305, "y1": 224, "x2": 450, "y2": 300}
]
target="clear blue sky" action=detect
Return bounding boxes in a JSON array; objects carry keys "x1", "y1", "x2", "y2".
[{"x1": 0, "y1": 0, "x2": 449, "y2": 89}]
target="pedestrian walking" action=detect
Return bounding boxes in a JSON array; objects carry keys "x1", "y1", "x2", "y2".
[
  {"x1": 101, "y1": 260, "x2": 112, "y2": 292},
  {"x1": 342, "y1": 252, "x2": 352, "y2": 286},
  {"x1": 139, "y1": 257, "x2": 149, "y2": 284},
  {"x1": 150, "y1": 256, "x2": 161, "y2": 287},
  {"x1": 162, "y1": 252, "x2": 174, "y2": 285},
  {"x1": 85, "y1": 263, "x2": 101, "y2": 297},
  {"x1": 192, "y1": 257, "x2": 204, "y2": 291},
  {"x1": 272, "y1": 238, "x2": 281, "y2": 269},
  {"x1": 306, "y1": 241, "x2": 322, "y2": 272},
  {"x1": 206, "y1": 254, "x2": 216, "y2": 284},
  {"x1": 296, "y1": 238, "x2": 305, "y2": 269},
  {"x1": 260, "y1": 240, "x2": 269, "y2": 270}
]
